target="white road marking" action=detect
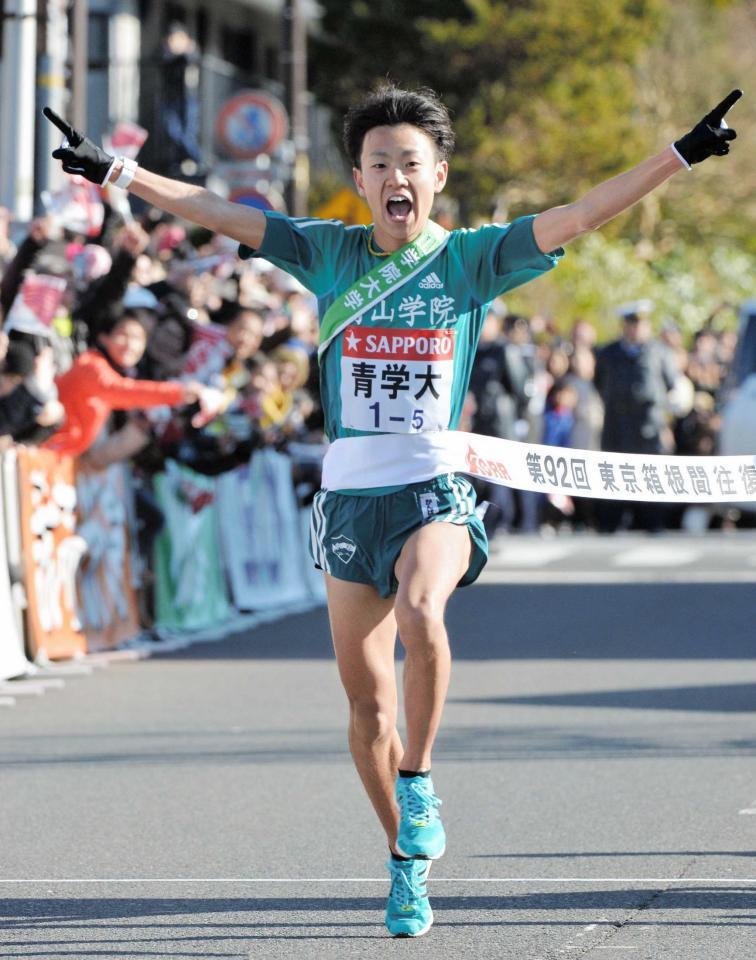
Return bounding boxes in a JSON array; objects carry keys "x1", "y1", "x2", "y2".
[
  {"x1": 479, "y1": 570, "x2": 756, "y2": 584},
  {"x1": 0, "y1": 682, "x2": 48, "y2": 696},
  {"x1": 0, "y1": 877, "x2": 754, "y2": 884},
  {"x1": 489, "y1": 544, "x2": 575, "y2": 567},
  {"x1": 738, "y1": 808, "x2": 756, "y2": 814},
  {"x1": 612, "y1": 546, "x2": 700, "y2": 567},
  {"x1": 479, "y1": 535, "x2": 756, "y2": 582},
  {"x1": 36, "y1": 663, "x2": 93, "y2": 676},
  {"x1": 27, "y1": 677, "x2": 66, "y2": 689}
]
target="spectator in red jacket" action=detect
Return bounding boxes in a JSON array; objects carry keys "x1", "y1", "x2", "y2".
[{"x1": 45, "y1": 309, "x2": 220, "y2": 459}]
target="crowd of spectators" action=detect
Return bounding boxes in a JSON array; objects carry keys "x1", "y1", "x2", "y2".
[
  {"x1": 467, "y1": 300, "x2": 743, "y2": 536},
  {"x1": 0, "y1": 197, "x2": 324, "y2": 470},
  {"x1": 0, "y1": 194, "x2": 747, "y2": 564}
]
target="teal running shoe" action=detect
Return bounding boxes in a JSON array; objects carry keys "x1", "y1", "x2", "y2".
[
  {"x1": 385, "y1": 856, "x2": 433, "y2": 938},
  {"x1": 395, "y1": 774, "x2": 446, "y2": 860}
]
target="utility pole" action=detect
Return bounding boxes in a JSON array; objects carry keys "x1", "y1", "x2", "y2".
[
  {"x1": 0, "y1": 0, "x2": 39, "y2": 220},
  {"x1": 36, "y1": 0, "x2": 69, "y2": 210},
  {"x1": 70, "y1": 0, "x2": 88, "y2": 131},
  {"x1": 281, "y1": 0, "x2": 309, "y2": 217}
]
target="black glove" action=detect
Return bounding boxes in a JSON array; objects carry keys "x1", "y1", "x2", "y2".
[
  {"x1": 673, "y1": 89, "x2": 742, "y2": 166},
  {"x1": 43, "y1": 107, "x2": 115, "y2": 186}
]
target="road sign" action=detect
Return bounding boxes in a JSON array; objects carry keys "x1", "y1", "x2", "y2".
[
  {"x1": 229, "y1": 188, "x2": 274, "y2": 211},
  {"x1": 216, "y1": 91, "x2": 288, "y2": 160}
]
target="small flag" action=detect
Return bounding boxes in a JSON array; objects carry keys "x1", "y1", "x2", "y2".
[
  {"x1": 106, "y1": 121, "x2": 149, "y2": 160},
  {"x1": 41, "y1": 176, "x2": 105, "y2": 238},
  {"x1": 4, "y1": 274, "x2": 67, "y2": 336}
]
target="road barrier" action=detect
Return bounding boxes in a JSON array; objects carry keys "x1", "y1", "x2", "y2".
[
  {"x1": 76, "y1": 462, "x2": 142, "y2": 651},
  {"x1": 15, "y1": 446, "x2": 86, "y2": 663},
  {"x1": 0, "y1": 445, "x2": 326, "y2": 680}
]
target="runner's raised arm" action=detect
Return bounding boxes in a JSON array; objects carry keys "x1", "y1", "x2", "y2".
[
  {"x1": 533, "y1": 89, "x2": 742, "y2": 253},
  {"x1": 122, "y1": 165, "x2": 267, "y2": 250},
  {"x1": 42, "y1": 107, "x2": 266, "y2": 250}
]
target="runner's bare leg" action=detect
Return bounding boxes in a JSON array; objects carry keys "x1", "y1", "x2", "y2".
[
  {"x1": 394, "y1": 522, "x2": 471, "y2": 772},
  {"x1": 325, "y1": 575, "x2": 404, "y2": 849}
]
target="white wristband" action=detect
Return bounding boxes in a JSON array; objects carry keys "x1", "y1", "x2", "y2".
[
  {"x1": 114, "y1": 156, "x2": 138, "y2": 189},
  {"x1": 670, "y1": 142, "x2": 692, "y2": 172}
]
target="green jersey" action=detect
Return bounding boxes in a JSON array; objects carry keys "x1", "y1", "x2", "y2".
[{"x1": 241, "y1": 212, "x2": 562, "y2": 445}]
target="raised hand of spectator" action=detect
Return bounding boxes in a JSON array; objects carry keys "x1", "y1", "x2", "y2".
[
  {"x1": 0, "y1": 332, "x2": 9, "y2": 366},
  {"x1": 36, "y1": 400, "x2": 65, "y2": 428},
  {"x1": 34, "y1": 346, "x2": 56, "y2": 387},
  {"x1": 182, "y1": 381, "x2": 226, "y2": 427},
  {"x1": 115, "y1": 221, "x2": 151, "y2": 257},
  {"x1": 27, "y1": 346, "x2": 57, "y2": 400}
]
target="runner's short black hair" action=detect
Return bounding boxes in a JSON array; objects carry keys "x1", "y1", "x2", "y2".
[{"x1": 343, "y1": 83, "x2": 455, "y2": 168}]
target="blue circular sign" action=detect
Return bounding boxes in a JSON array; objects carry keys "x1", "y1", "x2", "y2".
[{"x1": 217, "y1": 92, "x2": 288, "y2": 159}]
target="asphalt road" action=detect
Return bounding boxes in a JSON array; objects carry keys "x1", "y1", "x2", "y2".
[{"x1": 2, "y1": 535, "x2": 756, "y2": 959}]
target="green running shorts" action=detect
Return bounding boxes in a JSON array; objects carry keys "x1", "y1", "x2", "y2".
[{"x1": 309, "y1": 473, "x2": 488, "y2": 598}]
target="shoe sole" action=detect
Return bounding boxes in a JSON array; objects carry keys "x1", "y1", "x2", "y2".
[
  {"x1": 391, "y1": 918, "x2": 433, "y2": 938},
  {"x1": 394, "y1": 842, "x2": 446, "y2": 861},
  {"x1": 389, "y1": 910, "x2": 434, "y2": 938}
]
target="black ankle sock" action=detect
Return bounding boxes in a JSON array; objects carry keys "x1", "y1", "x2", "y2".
[
  {"x1": 390, "y1": 849, "x2": 412, "y2": 862},
  {"x1": 398, "y1": 768, "x2": 430, "y2": 778}
]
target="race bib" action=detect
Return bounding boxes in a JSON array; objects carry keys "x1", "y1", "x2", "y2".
[{"x1": 340, "y1": 325, "x2": 455, "y2": 433}]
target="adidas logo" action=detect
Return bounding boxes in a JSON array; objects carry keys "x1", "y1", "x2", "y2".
[{"x1": 418, "y1": 272, "x2": 443, "y2": 290}]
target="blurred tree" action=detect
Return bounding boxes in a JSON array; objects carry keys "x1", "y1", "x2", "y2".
[
  {"x1": 312, "y1": 1, "x2": 470, "y2": 119},
  {"x1": 423, "y1": 0, "x2": 665, "y2": 222},
  {"x1": 633, "y1": 0, "x2": 756, "y2": 256}
]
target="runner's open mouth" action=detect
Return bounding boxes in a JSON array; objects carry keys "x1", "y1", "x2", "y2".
[{"x1": 387, "y1": 196, "x2": 413, "y2": 222}]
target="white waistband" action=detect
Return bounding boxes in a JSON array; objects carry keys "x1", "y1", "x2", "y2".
[{"x1": 322, "y1": 431, "x2": 465, "y2": 490}]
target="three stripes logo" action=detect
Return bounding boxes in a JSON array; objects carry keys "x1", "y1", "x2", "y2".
[{"x1": 418, "y1": 272, "x2": 443, "y2": 290}]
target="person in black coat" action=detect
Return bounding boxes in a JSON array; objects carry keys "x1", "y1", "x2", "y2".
[{"x1": 593, "y1": 301, "x2": 678, "y2": 532}]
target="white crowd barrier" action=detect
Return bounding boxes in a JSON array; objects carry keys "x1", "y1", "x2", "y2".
[{"x1": 0, "y1": 450, "x2": 29, "y2": 681}]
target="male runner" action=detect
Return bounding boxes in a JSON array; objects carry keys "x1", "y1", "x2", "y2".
[{"x1": 45, "y1": 82, "x2": 741, "y2": 937}]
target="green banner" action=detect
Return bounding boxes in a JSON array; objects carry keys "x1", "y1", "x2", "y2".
[{"x1": 153, "y1": 462, "x2": 232, "y2": 631}]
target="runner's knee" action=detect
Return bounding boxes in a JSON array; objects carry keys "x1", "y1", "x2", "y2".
[
  {"x1": 349, "y1": 698, "x2": 397, "y2": 746},
  {"x1": 395, "y1": 594, "x2": 447, "y2": 650}
]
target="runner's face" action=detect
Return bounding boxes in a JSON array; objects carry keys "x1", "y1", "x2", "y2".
[{"x1": 353, "y1": 124, "x2": 448, "y2": 252}]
